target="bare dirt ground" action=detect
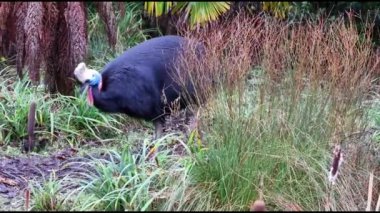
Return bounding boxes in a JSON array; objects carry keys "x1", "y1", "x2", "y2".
[
  {"x1": 0, "y1": 147, "x2": 83, "y2": 199},
  {"x1": 0, "y1": 147, "x2": 90, "y2": 210}
]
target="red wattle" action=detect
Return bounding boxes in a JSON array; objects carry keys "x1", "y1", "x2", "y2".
[
  {"x1": 98, "y1": 81, "x2": 102, "y2": 91},
  {"x1": 87, "y1": 86, "x2": 94, "y2": 106}
]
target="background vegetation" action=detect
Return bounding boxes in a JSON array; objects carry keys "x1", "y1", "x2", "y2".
[{"x1": 0, "y1": 1, "x2": 379, "y2": 211}]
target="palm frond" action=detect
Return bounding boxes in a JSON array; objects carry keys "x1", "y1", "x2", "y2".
[
  {"x1": 262, "y1": 2, "x2": 293, "y2": 20},
  {"x1": 144, "y1": 1, "x2": 230, "y2": 27},
  {"x1": 175, "y1": 2, "x2": 231, "y2": 27},
  {"x1": 144, "y1": 2, "x2": 173, "y2": 17}
]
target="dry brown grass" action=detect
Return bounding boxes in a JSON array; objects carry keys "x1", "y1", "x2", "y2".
[
  {"x1": 175, "y1": 12, "x2": 377, "y2": 106},
  {"x1": 176, "y1": 11, "x2": 378, "y2": 138},
  {"x1": 174, "y1": 12, "x2": 263, "y2": 105},
  {"x1": 172, "y1": 11, "x2": 379, "y2": 211}
]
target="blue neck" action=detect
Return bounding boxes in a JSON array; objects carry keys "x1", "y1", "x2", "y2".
[{"x1": 89, "y1": 73, "x2": 102, "y2": 88}]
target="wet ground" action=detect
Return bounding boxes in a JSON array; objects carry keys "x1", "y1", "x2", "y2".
[
  {"x1": 0, "y1": 147, "x2": 89, "y2": 210},
  {"x1": 0, "y1": 148, "x2": 81, "y2": 199}
]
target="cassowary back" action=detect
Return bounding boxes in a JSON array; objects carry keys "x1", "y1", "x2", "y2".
[{"x1": 90, "y1": 35, "x2": 201, "y2": 122}]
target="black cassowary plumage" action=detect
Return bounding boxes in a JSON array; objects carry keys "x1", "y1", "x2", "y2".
[{"x1": 77, "y1": 35, "x2": 203, "y2": 139}]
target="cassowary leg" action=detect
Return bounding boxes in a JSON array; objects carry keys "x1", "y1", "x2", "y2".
[
  {"x1": 147, "y1": 120, "x2": 164, "y2": 163},
  {"x1": 185, "y1": 107, "x2": 195, "y2": 124},
  {"x1": 153, "y1": 120, "x2": 164, "y2": 140}
]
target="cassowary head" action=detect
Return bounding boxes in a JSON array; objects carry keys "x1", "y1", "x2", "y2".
[{"x1": 74, "y1": 62, "x2": 102, "y2": 106}]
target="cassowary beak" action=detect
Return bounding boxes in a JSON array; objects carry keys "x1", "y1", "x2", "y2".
[{"x1": 80, "y1": 81, "x2": 89, "y2": 94}]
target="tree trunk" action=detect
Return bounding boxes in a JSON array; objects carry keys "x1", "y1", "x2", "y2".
[
  {"x1": 24, "y1": 2, "x2": 44, "y2": 85},
  {"x1": 0, "y1": 2, "x2": 14, "y2": 58},
  {"x1": 96, "y1": 2, "x2": 116, "y2": 50},
  {"x1": 14, "y1": 2, "x2": 27, "y2": 79},
  {"x1": 43, "y1": 2, "x2": 59, "y2": 93}
]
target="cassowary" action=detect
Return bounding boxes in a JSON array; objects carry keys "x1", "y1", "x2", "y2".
[{"x1": 74, "y1": 35, "x2": 202, "y2": 139}]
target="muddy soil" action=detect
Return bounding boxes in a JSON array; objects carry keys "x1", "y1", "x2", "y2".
[{"x1": 0, "y1": 148, "x2": 86, "y2": 209}]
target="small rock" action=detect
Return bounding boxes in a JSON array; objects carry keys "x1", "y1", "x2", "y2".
[{"x1": 250, "y1": 200, "x2": 266, "y2": 211}]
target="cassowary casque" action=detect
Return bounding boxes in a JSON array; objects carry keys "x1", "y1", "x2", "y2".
[{"x1": 73, "y1": 35, "x2": 202, "y2": 139}]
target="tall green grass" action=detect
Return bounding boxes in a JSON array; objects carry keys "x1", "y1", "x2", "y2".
[
  {"x1": 0, "y1": 68, "x2": 127, "y2": 149},
  {"x1": 66, "y1": 134, "x2": 204, "y2": 211},
  {"x1": 190, "y1": 70, "x2": 336, "y2": 210}
]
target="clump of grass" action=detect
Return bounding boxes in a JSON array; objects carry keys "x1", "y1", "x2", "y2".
[
  {"x1": 52, "y1": 90, "x2": 126, "y2": 143},
  {"x1": 75, "y1": 148, "x2": 156, "y2": 211},
  {"x1": 70, "y1": 134, "x2": 203, "y2": 211},
  {"x1": 0, "y1": 70, "x2": 48, "y2": 145},
  {"x1": 174, "y1": 12, "x2": 378, "y2": 210},
  {"x1": 29, "y1": 172, "x2": 67, "y2": 211}
]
